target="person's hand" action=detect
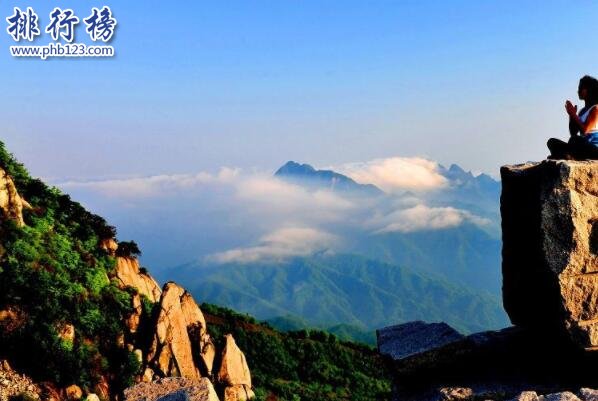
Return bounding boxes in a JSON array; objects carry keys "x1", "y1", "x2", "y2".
[{"x1": 565, "y1": 100, "x2": 578, "y2": 117}]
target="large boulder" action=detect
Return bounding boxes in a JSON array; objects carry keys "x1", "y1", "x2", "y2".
[
  {"x1": 217, "y1": 335, "x2": 253, "y2": 400},
  {"x1": 501, "y1": 160, "x2": 598, "y2": 348},
  {"x1": 115, "y1": 256, "x2": 162, "y2": 303},
  {"x1": 217, "y1": 335, "x2": 252, "y2": 388},
  {"x1": 146, "y1": 282, "x2": 215, "y2": 380}
]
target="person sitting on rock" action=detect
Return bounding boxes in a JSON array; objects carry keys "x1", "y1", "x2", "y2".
[{"x1": 547, "y1": 75, "x2": 598, "y2": 160}]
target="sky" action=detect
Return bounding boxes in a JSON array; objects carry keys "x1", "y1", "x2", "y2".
[{"x1": 2, "y1": 1, "x2": 598, "y2": 179}]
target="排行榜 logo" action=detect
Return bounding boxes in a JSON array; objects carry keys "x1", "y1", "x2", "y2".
[{"x1": 6, "y1": 6, "x2": 117, "y2": 60}]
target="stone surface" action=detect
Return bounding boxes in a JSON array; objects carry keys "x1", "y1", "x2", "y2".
[
  {"x1": 66, "y1": 385, "x2": 83, "y2": 400},
  {"x1": 147, "y1": 283, "x2": 201, "y2": 379},
  {"x1": 579, "y1": 388, "x2": 598, "y2": 401},
  {"x1": 200, "y1": 335, "x2": 217, "y2": 376},
  {"x1": 217, "y1": 335, "x2": 252, "y2": 387},
  {"x1": 543, "y1": 392, "x2": 582, "y2": 401},
  {"x1": 0, "y1": 360, "x2": 41, "y2": 401},
  {"x1": 99, "y1": 238, "x2": 118, "y2": 256},
  {"x1": 223, "y1": 385, "x2": 254, "y2": 401},
  {"x1": 115, "y1": 257, "x2": 162, "y2": 303},
  {"x1": 85, "y1": 394, "x2": 100, "y2": 401},
  {"x1": 501, "y1": 160, "x2": 598, "y2": 348},
  {"x1": 127, "y1": 294, "x2": 143, "y2": 334},
  {"x1": 124, "y1": 377, "x2": 219, "y2": 401},
  {"x1": 439, "y1": 387, "x2": 473, "y2": 400},
  {"x1": 0, "y1": 167, "x2": 29, "y2": 227},
  {"x1": 509, "y1": 392, "x2": 540, "y2": 401},
  {"x1": 377, "y1": 321, "x2": 464, "y2": 360}
]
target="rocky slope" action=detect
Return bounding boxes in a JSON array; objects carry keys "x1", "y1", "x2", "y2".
[{"x1": 0, "y1": 143, "x2": 254, "y2": 401}]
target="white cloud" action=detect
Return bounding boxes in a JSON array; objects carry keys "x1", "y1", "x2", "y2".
[
  {"x1": 58, "y1": 167, "x2": 240, "y2": 198},
  {"x1": 335, "y1": 157, "x2": 448, "y2": 192},
  {"x1": 371, "y1": 204, "x2": 491, "y2": 233},
  {"x1": 207, "y1": 227, "x2": 338, "y2": 263}
]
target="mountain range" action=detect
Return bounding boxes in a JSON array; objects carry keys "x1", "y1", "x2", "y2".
[{"x1": 159, "y1": 160, "x2": 507, "y2": 342}]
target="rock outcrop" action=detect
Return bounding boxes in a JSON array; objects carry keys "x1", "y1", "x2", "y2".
[
  {"x1": 147, "y1": 283, "x2": 204, "y2": 379},
  {"x1": 0, "y1": 167, "x2": 29, "y2": 227},
  {"x1": 115, "y1": 256, "x2": 162, "y2": 303},
  {"x1": 501, "y1": 160, "x2": 598, "y2": 348},
  {"x1": 101, "y1": 241, "x2": 251, "y2": 400},
  {"x1": 217, "y1": 335, "x2": 254, "y2": 401}
]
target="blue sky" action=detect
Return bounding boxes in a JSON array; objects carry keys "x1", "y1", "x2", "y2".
[{"x1": 2, "y1": 1, "x2": 598, "y2": 180}]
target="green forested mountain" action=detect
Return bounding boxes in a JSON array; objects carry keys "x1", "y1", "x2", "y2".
[{"x1": 169, "y1": 253, "x2": 508, "y2": 338}]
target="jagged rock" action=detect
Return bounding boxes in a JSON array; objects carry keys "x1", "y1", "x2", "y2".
[
  {"x1": 200, "y1": 335, "x2": 217, "y2": 376},
  {"x1": 377, "y1": 321, "x2": 464, "y2": 361},
  {"x1": 501, "y1": 160, "x2": 598, "y2": 348},
  {"x1": 543, "y1": 392, "x2": 582, "y2": 401},
  {"x1": 223, "y1": 385, "x2": 254, "y2": 401},
  {"x1": 124, "y1": 377, "x2": 219, "y2": 401},
  {"x1": 579, "y1": 388, "x2": 598, "y2": 401},
  {"x1": 179, "y1": 291, "x2": 216, "y2": 375},
  {"x1": 115, "y1": 257, "x2": 162, "y2": 303},
  {"x1": 509, "y1": 392, "x2": 540, "y2": 401},
  {"x1": 0, "y1": 167, "x2": 29, "y2": 226},
  {"x1": 65, "y1": 385, "x2": 83, "y2": 400},
  {"x1": 439, "y1": 387, "x2": 473, "y2": 401},
  {"x1": 147, "y1": 283, "x2": 204, "y2": 379},
  {"x1": 217, "y1": 335, "x2": 252, "y2": 388}
]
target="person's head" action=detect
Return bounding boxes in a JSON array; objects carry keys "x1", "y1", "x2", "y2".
[{"x1": 578, "y1": 75, "x2": 598, "y2": 105}]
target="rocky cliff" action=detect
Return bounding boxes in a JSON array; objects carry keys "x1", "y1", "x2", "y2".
[
  {"x1": 501, "y1": 160, "x2": 598, "y2": 348},
  {"x1": 102, "y1": 247, "x2": 254, "y2": 401}
]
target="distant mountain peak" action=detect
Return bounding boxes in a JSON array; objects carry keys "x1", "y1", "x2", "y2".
[
  {"x1": 448, "y1": 164, "x2": 466, "y2": 174},
  {"x1": 275, "y1": 161, "x2": 317, "y2": 176},
  {"x1": 274, "y1": 160, "x2": 384, "y2": 196}
]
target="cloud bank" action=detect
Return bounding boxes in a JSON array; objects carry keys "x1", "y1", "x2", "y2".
[
  {"x1": 335, "y1": 157, "x2": 448, "y2": 193},
  {"x1": 55, "y1": 156, "x2": 492, "y2": 265},
  {"x1": 208, "y1": 227, "x2": 338, "y2": 263}
]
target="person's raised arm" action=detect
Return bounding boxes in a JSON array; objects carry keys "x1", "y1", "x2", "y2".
[{"x1": 566, "y1": 101, "x2": 598, "y2": 135}]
